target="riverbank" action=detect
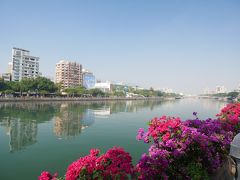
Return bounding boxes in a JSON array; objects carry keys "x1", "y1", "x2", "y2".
[{"x1": 0, "y1": 96, "x2": 176, "y2": 102}]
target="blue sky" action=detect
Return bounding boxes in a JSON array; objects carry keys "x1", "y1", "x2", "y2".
[{"x1": 0, "y1": 0, "x2": 240, "y2": 94}]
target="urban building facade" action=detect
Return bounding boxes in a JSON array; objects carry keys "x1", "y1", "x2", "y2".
[
  {"x1": 94, "y1": 81, "x2": 112, "y2": 92},
  {"x1": 0, "y1": 73, "x2": 11, "y2": 81},
  {"x1": 82, "y1": 69, "x2": 96, "y2": 89},
  {"x1": 12, "y1": 48, "x2": 40, "y2": 81},
  {"x1": 203, "y1": 88, "x2": 215, "y2": 95},
  {"x1": 112, "y1": 83, "x2": 129, "y2": 92},
  {"x1": 55, "y1": 60, "x2": 82, "y2": 89},
  {"x1": 162, "y1": 88, "x2": 173, "y2": 94},
  {"x1": 215, "y1": 86, "x2": 227, "y2": 94}
]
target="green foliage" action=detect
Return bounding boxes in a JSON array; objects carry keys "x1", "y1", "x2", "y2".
[
  {"x1": 39, "y1": 90, "x2": 49, "y2": 96},
  {"x1": 0, "y1": 77, "x2": 181, "y2": 98},
  {"x1": 186, "y1": 162, "x2": 209, "y2": 180},
  {"x1": 0, "y1": 78, "x2": 7, "y2": 91},
  {"x1": 4, "y1": 89, "x2": 15, "y2": 94},
  {"x1": 134, "y1": 89, "x2": 151, "y2": 97},
  {"x1": 0, "y1": 77, "x2": 57, "y2": 95},
  {"x1": 228, "y1": 91, "x2": 239, "y2": 99},
  {"x1": 6, "y1": 81, "x2": 20, "y2": 92},
  {"x1": 20, "y1": 78, "x2": 36, "y2": 92},
  {"x1": 213, "y1": 93, "x2": 228, "y2": 97},
  {"x1": 113, "y1": 91, "x2": 125, "y2": 97},
  {"x1": 132, "y1": 89, "x2": 179, "y2": 97},
  {"x1": 18, "y1": 77, "x2": 57, "y2": 94},
  {"x1": 35, "y1": 77, "x2": 57, "y2": 93},
  {"x1": 65, "y1": 86, "x2": 86, "y2": 97},
  {"x1": 88, "y1": 88, "x2": 105, "y2": 97}
]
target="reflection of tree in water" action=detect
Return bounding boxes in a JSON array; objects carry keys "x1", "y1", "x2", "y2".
[
  {"x1": 52, "y1": 100, "x2": 165, "y2": 137},
  {"x1": 107, "y1": 100, "x2": 165, "y2": 114},
  {"x1": 54, "y1": 103, "x2": 95, "y2": 138},
  {"x1": 0, "y1": 103, "x2": 59, "y2": 152},
  {"x1": 0, "y1": 100, "x2": 167, "y2": 150},
  {"x1": 0, "y1": 103, "x2": 59, "y2": 123}
]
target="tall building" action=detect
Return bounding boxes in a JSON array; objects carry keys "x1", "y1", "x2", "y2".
[
  {"x1": 11, "y1": 48, "x2": 40, "y2": 81},
  {"x1": 55, "y1": 60, "x2": 82, "y2": 89},
  {"x1": 215, "y1": 85, "x2": 227, "y2": 94},
  {"x1": 82, "y1": 69, "x2": 96, "y2": 89}
]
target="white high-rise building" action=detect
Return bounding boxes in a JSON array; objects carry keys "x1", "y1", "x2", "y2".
[
  {"x1": 12, "y1": 48, "x2": 40, "y2": 81},
  {"x1": 215, "y1": 85, "x2": 227, "y2": 94}
]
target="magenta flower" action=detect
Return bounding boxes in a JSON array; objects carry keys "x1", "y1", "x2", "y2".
[{"x1": 38, "y1": 171, "x2": 57, "y2": 180}]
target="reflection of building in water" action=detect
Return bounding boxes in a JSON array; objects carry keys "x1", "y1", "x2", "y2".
[
  {"x1": 54, "y1": 104, "x2": 95, "y2": 138},
  {"x1": 82, "y1": 109, "x2": 95, "y2": 127},
  {"x1": 0, "y1": 103, "x2": 57, "y2": 152},
  {"x1": 54, "y1": 114, "x2": 84, "y2": 138},
  {"x1": 92, "y1": 107, "x2": 111, "y2": 118},
  {"x1": 3, "y1": 118, "x2": 37, "y2": 152}
]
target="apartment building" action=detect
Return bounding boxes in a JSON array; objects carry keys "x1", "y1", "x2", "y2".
[
  {"x1": 55, "y1": 60, "x2": 82, "y2": 89},
  {"x1": 12, "y1": 48, "x2": 40, "y2": 81}
]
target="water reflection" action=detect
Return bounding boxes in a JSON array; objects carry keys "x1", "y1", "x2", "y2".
[
  {"x1": 54, "y1": 103, "x2": 95, "y2": 138},
  {"x1": 0, "y1": 103, "x2": 59, "y2": 153},
  {"x1": 0, "y1": 100, "x2": 174, "y2": 152},
  {"x1": 201, "y1": 99, "x2": 226, "y2": 112},
  {"x1": 2, "y1": 118, "x2": 37, "y2": 153}
]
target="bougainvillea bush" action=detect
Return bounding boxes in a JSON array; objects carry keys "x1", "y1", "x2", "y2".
[
  {"x1": 217, "y1": 102, "x2": 240, "y2": 133},
  {"x1": 39, "y1": 103, "x2": 240, "y2": 180},
  {"x1": 136, "y1": 116, "x2": 235, "y2": 179},
  {"x1": 39, "y1": 147, "x2": 134, "y2": 180}
]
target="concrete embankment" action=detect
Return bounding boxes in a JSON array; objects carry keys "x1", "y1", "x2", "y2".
[{"x1": 0, "y1": 97, "x2": 172, "y2": 103}]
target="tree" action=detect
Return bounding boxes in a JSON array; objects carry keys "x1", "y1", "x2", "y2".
[
  {"x1": 213, "y1": 93, "x2": 228, "y2": 97},
  {"x1": 35, "y1": 77, "x2": 57, "y2": 93},
  {"x1": 39, "y1": 90, "x2": 49, "y2": 97},
  {"x1": 4, "y1": 89, "x2": 15, "y2": 95},
  {"x1": 65, "y1": 88, "x2": 78, "y2": 97},
  {"x1": 19, "y1": 78, "x2": 36, "y2": 93},
  {"x1": 75, "y1": 86, "x2": 86, "y2": 96},
  {"x1": 113, "y1": 91, "x2": 125, "y2": 97},
  {"x1": 5, "y1": 81, "x2": 20, "y2": 92},
  {"x1": 88, "y1": 88, "x2": 105, "y2": 97},
  {"x1": 0, "y1": 78, "x2": 7, "y2": 92},
  {"x1": 55, "y1": 82, "x2": 63, "y2": 95},
  {"x1": 228, "y1": 92, "x2": 239, "y2": 99}
]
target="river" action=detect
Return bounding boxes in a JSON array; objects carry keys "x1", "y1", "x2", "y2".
[{"x1": 0, "y1": 99, "x2": 227, "y2": 179}]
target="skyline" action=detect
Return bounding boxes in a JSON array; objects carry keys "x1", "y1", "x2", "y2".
[{"x1": 1, "y1": 0, "x2": 240, "y2": 94}]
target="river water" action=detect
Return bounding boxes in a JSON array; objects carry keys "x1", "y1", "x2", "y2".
[{"x1": 0, "y1": 99, "x2": 227, "y2": 179}]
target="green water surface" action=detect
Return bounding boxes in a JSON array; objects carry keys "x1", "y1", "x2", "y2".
[{"x1": 0, "y1": 99, "x2": 227, "y2": 179}]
